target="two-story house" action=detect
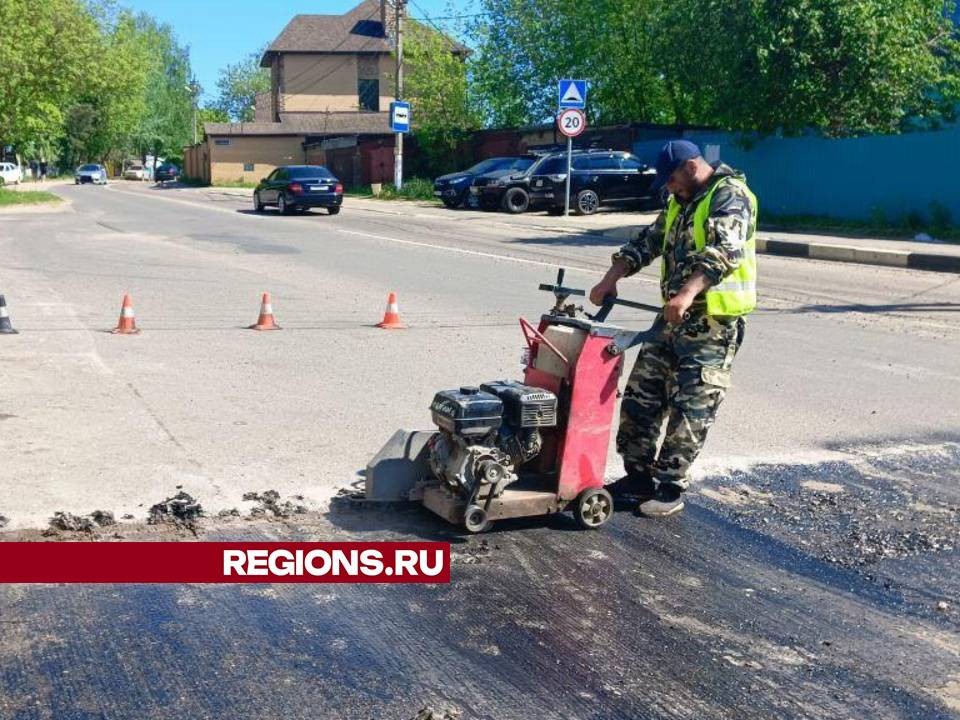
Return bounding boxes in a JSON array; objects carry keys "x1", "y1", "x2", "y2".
[{"x1": 188, "y1": 0, "x2": 460, "y2": 186}]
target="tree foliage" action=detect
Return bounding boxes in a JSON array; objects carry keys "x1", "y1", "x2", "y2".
[
  {"x1": 467, "y1": 0, "x2": 960, "y2": 135},
  {"x1": 0, "y1": 0, "x2": 194, "y2": 166},
  {"x1": 213, "y1": 50, "x2": 270, "y2": 122},
  {"x1": 403, "y1": 21, "x2": 478, "y2": 173},
  {"x1": 467, "y1": 0, "x2": 673, "y2": 127},
  {"x1": 0, "y1": 0, "x2": 103, "y2": 152},
  {"x1": 132, "y1": 14, "x2": 195, "y2": 161}
]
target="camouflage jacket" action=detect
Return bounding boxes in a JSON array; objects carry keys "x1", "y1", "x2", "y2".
[{"x1": 613, "y1": 163, "x2": 754, "y2": 312}]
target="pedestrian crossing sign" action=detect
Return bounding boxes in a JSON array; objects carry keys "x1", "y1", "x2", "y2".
[{"x1": 558, "y1": 79, "x2": 587, "y2": 109}]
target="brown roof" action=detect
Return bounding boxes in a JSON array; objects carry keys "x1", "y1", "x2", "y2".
[
  {"x1": 263, "y1": 1, "x2": 391, "y2": 61},
  {"x1": 261, "y1": 0, "x2": 467, "y2": 65},
  {"x1": 204, "y1": 112, "x2": 391, "y2": 137}
]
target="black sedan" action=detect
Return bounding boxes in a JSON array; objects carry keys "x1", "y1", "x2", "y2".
[
  {"x1": 433, "y1": 156, "x2": 538, "y2": 209},
  {"x1": 155, "y1": 163, "x2": 180, "y2": 184},
  {"x1": 254, "y1": 165, "x2": 343, "y2": 215}
]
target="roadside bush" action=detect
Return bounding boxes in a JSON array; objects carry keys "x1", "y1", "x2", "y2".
[
  {"x1": 903, "y1": 210, "x2": 925, "y2": 231},
  {"x1": 376, "y1": 178, "x2": 437, "y2": 202},
  {"x1": 929, "y1": 201, "x2": 952, "y2": 231}
]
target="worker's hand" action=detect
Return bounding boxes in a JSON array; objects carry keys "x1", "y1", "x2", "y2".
[
  {"x1": 664, "y1": 291, "x2": 694, "y2": 326},
  {"x1": 589, "y1": 280, "x2": 617, "y2": 307}
]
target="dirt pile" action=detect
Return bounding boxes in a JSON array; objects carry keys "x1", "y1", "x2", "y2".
[
  {"x1": 47, "y1": 511, "x2": 117, "y2": 533},
  {"x1": 242, "y1": 490, "x2": 308, "y2": 518},
  {"x1": 148, "y1": 492, "x2": 203, "y2": 529}
]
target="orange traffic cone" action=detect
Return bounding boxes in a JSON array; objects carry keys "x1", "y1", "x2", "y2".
[
  {"x1": 111, "y1": 294, "x2": 141, "y2": 334},
  {"x1": 376, "y1": 291, "x2": 406, "y2": 329},
  {"x1": 249, "y1": 292, "x2": 281, "y2": 330}
]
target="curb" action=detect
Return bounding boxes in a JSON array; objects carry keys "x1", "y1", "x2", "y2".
[{"x1": 757, "y1": 237, "x2": 960, "y2": 274}]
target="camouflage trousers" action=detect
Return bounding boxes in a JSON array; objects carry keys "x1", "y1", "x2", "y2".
[{"x1": 617, "y1": 314, "x2": 745, "y2": 493}]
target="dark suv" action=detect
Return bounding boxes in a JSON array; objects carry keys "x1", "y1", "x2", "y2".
[
  {"x1": 471, "y1": 153, "x2": 556, "y2": 213},
  {"x1": 527, "y1": 150, "x2": 658, "y2": 215},
  {"x1": 433, "y1": 156, "x2": 537, "y2": 209}
]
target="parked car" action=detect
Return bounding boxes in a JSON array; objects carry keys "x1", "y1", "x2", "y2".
[
  {"x1": 123, "y1": 164, "x2": 146, "y2": 181},
  {"x1": 155, "y1": 163, "x2": 179, "y2": 184},
  {"x1": 471, "y1": 151, "x2": 567, "y2": 213},
  {"x1": 75, "y1": 164, "x2": 108, "y2": 185},
  {"x1": 0, "y1": 162, "x2": 22, "y2": 186},
  {"x1": 433, "y1": 156, "x2": 538, "y2": 209},
  {"x1": 253, "y1": 165, "x2": 344, "y2": 215},
  {"x1": 526, "y1": 150, "x2": 658, "y2": 215}
]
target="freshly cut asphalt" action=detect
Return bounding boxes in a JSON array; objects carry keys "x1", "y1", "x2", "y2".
[
  {"x1": 1, "y1": 441, "x2": 957, "y2": 719},
  {"x1": 0, "y1": 183, "x2": 958, "y2": 718}
]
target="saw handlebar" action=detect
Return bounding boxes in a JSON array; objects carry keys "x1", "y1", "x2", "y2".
[{"x1": 537, "y1": 268, "x2": 662, "y2": 321}]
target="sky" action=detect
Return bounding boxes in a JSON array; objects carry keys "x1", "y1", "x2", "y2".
[{"x1": 119, "y1": 0, "x2": 474, "y2": 104}]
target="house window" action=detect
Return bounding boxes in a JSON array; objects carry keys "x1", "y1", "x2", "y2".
[
  {"x1": 358, "y1": 79, "x2": 379, "y2": 112},
  {"x1": 214, "y1": 139, "x2": 231, "y2": 146}
]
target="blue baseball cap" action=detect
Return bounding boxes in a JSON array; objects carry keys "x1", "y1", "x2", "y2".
[{"x1": 653, "y1": 140, "x2": 702, "y2": 190}]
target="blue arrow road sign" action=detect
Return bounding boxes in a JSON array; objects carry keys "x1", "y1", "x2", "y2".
[
  {"x1": 390, "y1": 101, "x2": 411, "y2": 132},
  {"x1": 558, "y1": 79, "x2": 587, "y2": 109}
]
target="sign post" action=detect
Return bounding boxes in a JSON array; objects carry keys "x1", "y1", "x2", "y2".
[
  {"x1": 557, "y1": 107, "x2": 587, "y2": 216},
  {"x1": 556, "y1": 80, "x2": 588, "y2": 216},
  {"x1": 390, "y1": 101, "x2": 411, "y2": 189}
]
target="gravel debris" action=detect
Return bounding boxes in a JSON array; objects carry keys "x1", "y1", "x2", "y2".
[
  {"x1": 48, "y1": 512, "x2": 96, "y2": 533},
  {"x1": 148, "y1": 492, "x2": 203, "y2": 529},
  {"x1": 90, "y1": 510, "x2": 116, "y2": 527},
  {"x1": 451, "y1": 539, "x2": 498, "y2": 565},
  {"x1": 242, "y1": 490, "x2": 308, "y2": 518},
  {"x1": 696, "y1": 443, "x2": 960, "y2": 571},
  {"x1": 410, "y1": 707, "x2": 462, "y2": 720}
]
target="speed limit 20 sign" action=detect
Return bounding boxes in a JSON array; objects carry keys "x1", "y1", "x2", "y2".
[{"x1": 557, "y1": 108, "x2": 586, "y2": 138}]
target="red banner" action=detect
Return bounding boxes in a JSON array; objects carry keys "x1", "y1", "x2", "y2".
[{"x1": 0, "y1": 542, "x2": 450, "y2": 583}]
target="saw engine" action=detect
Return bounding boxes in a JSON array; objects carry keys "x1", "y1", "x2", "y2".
[{"x1": 428, "y1": 381, "x2": 558, "y2": 502}]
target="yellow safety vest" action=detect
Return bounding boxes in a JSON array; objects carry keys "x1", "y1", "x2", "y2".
[{"x1": 662, "y1": 177, "x2": 758, "y2": 316}]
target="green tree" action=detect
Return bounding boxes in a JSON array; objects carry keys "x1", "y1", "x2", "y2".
[
  {"x1": 87, "y1": 10, "x2": 153, "y2": 162},
  {"x1": 214, "y1": 50, "x2": 270, "y2": 122},
  {"x1": 62, "y1": 104, "x2": 98, "y2": 167},
  {"x1": 132, "y1": 14, "x2": 194, "y2": 163},
  {"x1": 0, "y1": 0, "x2": 103, "y2": 152},
  {"x1": 467, "y1": 0, "x2": 960, "y2": 135},
  {"x1": 466, "y1": 0, "x2": 674, "y2": 127},
  {"x1": 403, "y1": 21, "x2": 478, "y2": 173},
  {"x1": 197, "y1": 107, "x2": 229, "y2": 139},
  {"x1": 654, "y1": 0, "x2": 960, "y2": 134}
]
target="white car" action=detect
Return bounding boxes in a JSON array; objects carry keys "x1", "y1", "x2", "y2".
[
  {"x1": 75, "y1": 164, "x2": 108, "y2": 185},
  {"x1": 0, "y1": 162, "x2": 22, "y2": 186},
  {"x1": 123, "y1": 164, "x2": 146, "y2": 181}
]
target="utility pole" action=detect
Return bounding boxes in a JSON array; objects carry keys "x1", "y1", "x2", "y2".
[
  {"x1": 185, "y1": 81, "x2": 200, "y2": 145},
  {"x1": 393, "y1": 0, "x2": 405, "y2": 190}
]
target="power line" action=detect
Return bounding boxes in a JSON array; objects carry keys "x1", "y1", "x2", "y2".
[
  {"x1": 408, "y1": 0, "x2": 449, "y2": 35},
  {"x1": 410, "y1": 12, "x2": 489, "y2": 22}
]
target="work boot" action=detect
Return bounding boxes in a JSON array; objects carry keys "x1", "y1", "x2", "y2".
[
  {"x1": 606, "y1": 467, "x2": 656, "y2": 500},
  {"x1": 638, "y1": 485, "x2": 685, "y2": 517}
]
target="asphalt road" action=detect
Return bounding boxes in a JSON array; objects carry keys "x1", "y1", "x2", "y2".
[{"x1": 0, "y1": 182, "x2": 958, "y2": 718}]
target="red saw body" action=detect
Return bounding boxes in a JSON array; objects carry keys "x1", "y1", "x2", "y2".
[{"x1": 364, "y1": 269, "x2": 661, "y2": 533}]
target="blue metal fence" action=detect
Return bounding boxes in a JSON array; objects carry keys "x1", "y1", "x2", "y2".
[{"x1": 632, "y1": 125, "x2": 960, "y2": 225}]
